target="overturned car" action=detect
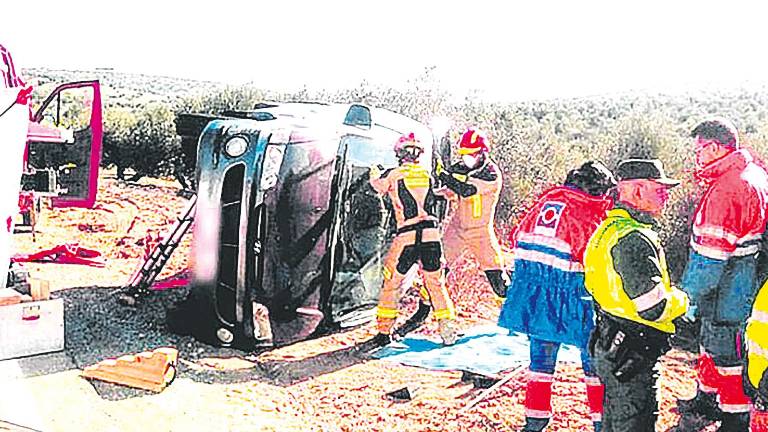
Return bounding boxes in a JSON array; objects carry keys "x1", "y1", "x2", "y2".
[{"x1": 170, "y1": 102, "x2": 449, "y2": 349}]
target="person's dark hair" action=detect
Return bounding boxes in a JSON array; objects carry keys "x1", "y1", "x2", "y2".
[
  {"x1": 564, "y1": 161, "x2": 617, "y2": 196},
  {"x1": 691, "y1": 119, "x2": 739, "y2": 149}
]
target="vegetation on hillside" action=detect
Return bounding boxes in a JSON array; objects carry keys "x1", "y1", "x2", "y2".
[{"x1": 23, "y1": 67, "x2": 768, "y2": 280}]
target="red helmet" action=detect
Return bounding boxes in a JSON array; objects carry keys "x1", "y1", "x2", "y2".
[{"x1": 458, "y1": 128, "x2": 489, "y2": 155}]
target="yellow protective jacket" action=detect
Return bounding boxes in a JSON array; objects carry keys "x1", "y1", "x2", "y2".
[
  {"x1": 438, "y1": 159, "x2": 502, "y2": 231},
  {"x1": 370, "y1": 162, "x2": 439, "y2": 231},
  {"x1": 584, "y1": 207, "x2": 689, "y2": 334},
  {"x1": 747, "y1": 280, "x2": 768, "y2": 397}
]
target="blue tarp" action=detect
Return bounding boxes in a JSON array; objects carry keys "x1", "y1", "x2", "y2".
[{"x1": 373, "y1": 325, "x2": 583, "y2": 376}]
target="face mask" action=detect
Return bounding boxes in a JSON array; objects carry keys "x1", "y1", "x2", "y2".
[{"x1": 462, "y1": 154, "x2": 479, "y2": 168}]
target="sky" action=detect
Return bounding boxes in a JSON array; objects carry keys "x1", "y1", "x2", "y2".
[{"x1": 3, "y1": 0, "x2": 768, "y2": 102}]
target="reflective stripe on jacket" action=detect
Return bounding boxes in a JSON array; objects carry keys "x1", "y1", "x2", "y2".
[
  {"x1": 584, "y1": 207, "x2": 688, "y2": 334},
  {"x1": 682, "y1": 149, "x2": 768, "y2": 321},
  {"x1": 370, "y1": 162, "x2": 438, "y2": 230},
  {"x1": 690, "y1": 149, "x2": 768, "y2": 261},
  {"x1": 440, "y1": 159, "x2": 502, "y2": 230}
]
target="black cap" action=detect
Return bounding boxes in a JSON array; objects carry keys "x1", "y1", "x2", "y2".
[{"x1": 616, "y1": 159, "x2": 680, "y2": 187}]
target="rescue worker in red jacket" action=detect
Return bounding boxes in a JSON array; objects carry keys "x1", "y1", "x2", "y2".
[
  {"x1": 672, "y1": 118, "x2": 768, "y2": 431},
  {"x1": 437, "y1": 128, "x2": 509, "y2": 297},
  {"x1": 367, "y1": 133, "x2": 458, "y2": 347},
  {"x1": 499, "y1": 161, "x2": 616, "y2": 432}
]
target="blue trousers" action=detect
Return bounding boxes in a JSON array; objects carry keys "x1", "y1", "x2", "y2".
[{"x1": 530, "y1": 337, "x2": 595, "y2": 376}]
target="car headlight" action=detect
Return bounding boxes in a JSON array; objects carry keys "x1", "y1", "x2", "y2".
[
  {"x1": 260, "y1": 145, "x2": 285, "y2": 191},
  {"x1": 224, "y1": 136, "x2": 248, "y2": 158}
]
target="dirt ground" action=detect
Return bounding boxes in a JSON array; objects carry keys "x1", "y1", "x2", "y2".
[{"x1": 0, "y1": 171, "x2": 713, "y2": 432}]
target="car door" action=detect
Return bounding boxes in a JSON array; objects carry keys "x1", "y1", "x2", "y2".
[
  {"x1": 324, "y1": 133, "x2": 400, "y2": 328},
  {"x1": 27, "y1": 80, "x2": 102, "y2": 208}
]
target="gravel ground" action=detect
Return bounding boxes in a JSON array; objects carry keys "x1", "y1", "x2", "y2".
[{"x1": 0, "y1": 172, "x2": 716, "y2": 431}]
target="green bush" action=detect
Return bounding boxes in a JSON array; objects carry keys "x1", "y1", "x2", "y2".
[
  {"x1": 101, "y1": 76, "x2": 768, "y2": 282},
  {"x1": 102, "y1": 104, "x2": 179, "y2": 181}
]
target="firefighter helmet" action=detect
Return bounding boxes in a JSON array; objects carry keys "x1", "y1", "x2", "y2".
[{"x1": 458, "y1": 128, "x2": 489, "y2": 155}]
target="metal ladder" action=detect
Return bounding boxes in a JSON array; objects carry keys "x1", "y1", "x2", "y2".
[{"x1": 120, "y1": 195, "x2": 197, "y2": 305}]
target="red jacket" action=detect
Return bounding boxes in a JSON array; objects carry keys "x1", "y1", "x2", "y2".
[
  {"x1": 691, "y1": 149, "x2": 768, "y2": 260},
  {"x1": 498, "y1": 186, "x2": 612, "y2": 347},
  {"x1": 511, "y1": 186, "x2": 613, "y2": 266}
]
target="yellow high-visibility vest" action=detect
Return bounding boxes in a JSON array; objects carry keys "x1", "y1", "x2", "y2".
[
  {"x1": 747, "y1": 280, "x2": 768, "y2": 390},
  {"x1": 584, "y1": 208, "x2": 688, "y2": 333}
]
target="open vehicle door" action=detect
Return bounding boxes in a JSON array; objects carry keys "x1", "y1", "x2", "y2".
[
  {"x1": 323, "y1": 133, "x2": 398, "y2": 329},
  {"x1": 323, "y1": 117, "x2": 442, "y2": 330},
  {"x1": 26, "y1": 80, "x2": 102, "y2": 208}
]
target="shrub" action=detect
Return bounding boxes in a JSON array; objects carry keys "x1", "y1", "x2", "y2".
[
  {"x1": 102, "y1": 104, "x2": 179, "y2": 181},
  {"x1": 100, "y1": 74, "x2": 768, "y2": 283}
]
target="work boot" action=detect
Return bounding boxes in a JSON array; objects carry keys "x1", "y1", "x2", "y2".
[
  {"x1": 357, "y1": 333, "x2": 393, "y2": 353},
  {"x1": 394, "y1": 301, "x2": 431, "y2": 338},
  {"x1": 717, "y1": 412, "x2": 749, "y2": 431},
  {"x1": 518, "y1": 417, "x2": 549, "y2": 431},
  {"x1": 438, "y1": 320, "x2": 460, "y2": 346},
  {"x1": 670, "y1": 390, "x2": 722, "y2": 431},
  {"x1": 484, "y1": 269, "x2": 509, "y2": 297}
]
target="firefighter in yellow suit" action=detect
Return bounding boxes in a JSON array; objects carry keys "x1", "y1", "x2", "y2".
[
  {"x1": 437, "y1": 128, "x2": 509, "y2": 297},
  {"x1": 745, "y1": 280, "x2": 768, "y2": 431},
  {"x1": 368, "y1": 132, "x2": 458, "y2": 347}
]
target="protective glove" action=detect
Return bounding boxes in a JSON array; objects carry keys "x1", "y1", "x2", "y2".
[{"x1": 15, "y1": 86, "x2": 33, "y2": 105}]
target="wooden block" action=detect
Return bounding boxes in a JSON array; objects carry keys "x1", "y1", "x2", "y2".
[
  {"x1": 0, "y1": 289, "x2": 22, "y2": 306},
  {"x1": 81, "y1": 347, "x2": 178, "y2": 392},
  {"x1": 29, "y1": 279, "x2": 50, "y2": 301}
]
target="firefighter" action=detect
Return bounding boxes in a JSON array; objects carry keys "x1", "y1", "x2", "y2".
[
  {"x1": 367, "y1": 132, "x2": 458, "y2": 347},
  {"x1": 498, "y1": 161, "x2": 616, "y2": 432},
  {"x1": 584, "y1": 159, "x2": 689, "y2": 432},
  {"x1": 436, "y1": 128, "x2": 509, "y2": 297},
  {"x1": 672, "y1": 118, "x2": 768, "y2": 431},
  {"x1": 745, "y1": 279, "x2": 768, "y2": 431}
]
